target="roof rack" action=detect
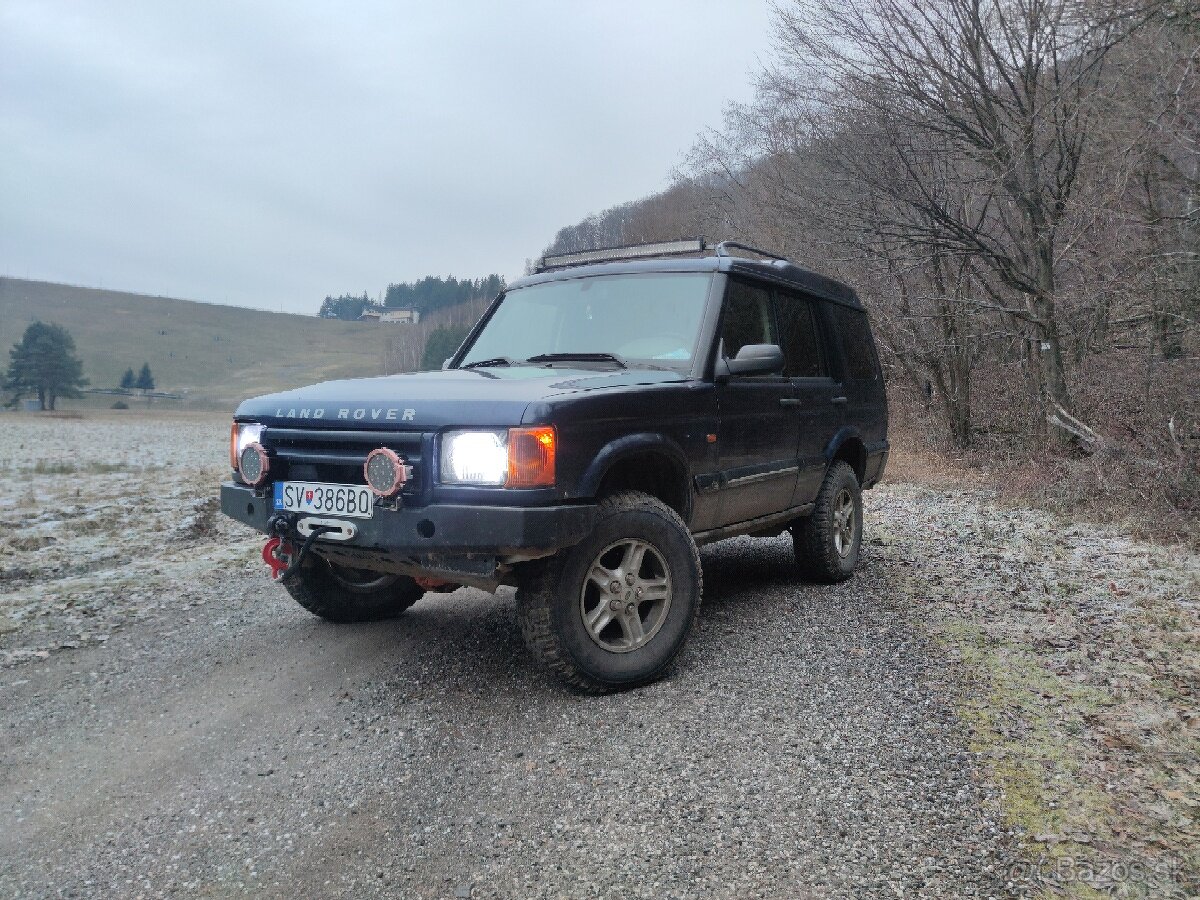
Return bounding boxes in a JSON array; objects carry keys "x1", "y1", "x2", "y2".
[
  {"x1": 713, "y1": 241, "x2": 789, "y2": 261},
  {"x1": 534, "y1": 238, "x2": 795, "y2": 273},
  {"x1": 537, "y1": 239, "x2": 707, "y2": 272}
]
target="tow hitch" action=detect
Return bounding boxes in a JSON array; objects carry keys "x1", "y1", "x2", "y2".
[
  {"x1": 261, "y1": 537, "x2": 294, "y2": 581},
  {"x1": 262, "y1": 514, "x2": 336, "y2": 581}
]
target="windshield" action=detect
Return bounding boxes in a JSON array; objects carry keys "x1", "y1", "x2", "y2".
[{"x1": 457, "y1": 273, "x2": 713, "y2": 370}]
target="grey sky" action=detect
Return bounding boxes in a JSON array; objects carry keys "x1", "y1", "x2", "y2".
[{"x1": 1, "y1": 1, "x2": 772, "y2": 314}]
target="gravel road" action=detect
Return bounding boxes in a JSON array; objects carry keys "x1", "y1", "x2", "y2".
[{"x1": 0, "y1": 500, "x2": 1019, "y2": 898}]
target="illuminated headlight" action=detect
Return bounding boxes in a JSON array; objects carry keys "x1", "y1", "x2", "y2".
[
  {"x1": 440, "y1": 426, "x2": 556, "y2": 488},
  {"x1": 230, "y1": 422, "x2": 263, "y2": 469},
  {"x1": 239, "y1": 442, "x2": 270, "y2": 487},
  {"x1": 441, "y1": 430, "x2": 508, "y2": 485}
]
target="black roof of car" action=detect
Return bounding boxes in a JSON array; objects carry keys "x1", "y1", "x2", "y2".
[{"x1": 507, "y1": 253, "x2": 863, "y2": 310}]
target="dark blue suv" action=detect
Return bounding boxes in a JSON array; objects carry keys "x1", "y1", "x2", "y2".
[{"x1": 222, "y1": 240, "x2": 888, "y2": 691}]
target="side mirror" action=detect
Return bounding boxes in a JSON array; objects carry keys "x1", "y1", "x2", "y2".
[{"x1": 725, "y1": 343, "x2": 785, "y2": 378}]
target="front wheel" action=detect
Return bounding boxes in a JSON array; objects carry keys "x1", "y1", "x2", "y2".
[
  {"x1": 283, "y1": 557, "x2": 424, "y2": 623},
  {"x1": 517, "y1": 491, "x2": 702, "y2": 692},
  {"x1": 792, "y1": 461, "x2": 863, "y2": 583}
]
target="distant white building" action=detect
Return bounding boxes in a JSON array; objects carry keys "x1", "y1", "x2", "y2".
[
  {"x1": 359, "y1": 308, "x2": 420, "y2": 324},
  {"x1": 381, "y1": 309, "x2": 419, "y2": 324}
]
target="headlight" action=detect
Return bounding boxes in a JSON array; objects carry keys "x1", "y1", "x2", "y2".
[
  {"x1": 229, "y1": 421, "x2": 263, "y2": 470},
  {"x1": 441, "y1": 430, "x2": 509, "y2": 485},
  {"x1": 440, "y1": 427, "x2": 556, "y2": 488}
]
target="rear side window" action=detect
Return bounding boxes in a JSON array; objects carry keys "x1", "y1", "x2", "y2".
[
  {"x1": 775, "y1": 290, "x2": 827, "y2": 378},
  {"x1": 828, "y1": 304, "x2": 880, "y2": 381},
  {"x1": 721, "y1": 280, "x2": 776, "y2": 358}
]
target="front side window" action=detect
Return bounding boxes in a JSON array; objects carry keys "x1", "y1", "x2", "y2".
[{"x1": 458, "y1": 273, "x2": 713, "y2": 369}]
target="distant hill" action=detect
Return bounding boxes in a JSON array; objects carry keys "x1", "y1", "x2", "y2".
[{"x1": 0, "y1": 278, "x2": 390, "y2": 408}]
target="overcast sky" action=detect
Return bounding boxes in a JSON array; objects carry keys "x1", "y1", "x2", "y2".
[{"x1": 1, "y1": 1, "x2": 772, "y2": 314}]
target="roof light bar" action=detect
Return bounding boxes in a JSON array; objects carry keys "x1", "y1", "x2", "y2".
[{"x1": 539, "y1": 239, "x2": 706, "y2": 271}]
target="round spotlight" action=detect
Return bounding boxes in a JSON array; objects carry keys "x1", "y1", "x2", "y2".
[
  {"x1": 365, "y1": 447, "x2": 406, "y2": 498},
  {"x1": 239, "y1": 442, "x2": 270, "y2": 487}
]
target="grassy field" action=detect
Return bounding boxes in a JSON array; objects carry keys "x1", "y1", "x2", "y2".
[{"x1": 0, "y1": 278, "x2": 390, "y2": 408}]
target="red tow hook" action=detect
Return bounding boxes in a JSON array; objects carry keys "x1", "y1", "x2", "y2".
[
  {"x1": 413, "y1": 576, "x2": 456, "y2": 592},
  {"x1": 262, "y1": 537, "x2": 295, "y2": 581}
]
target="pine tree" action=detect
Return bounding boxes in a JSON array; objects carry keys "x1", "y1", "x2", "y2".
[
  {"x1": 4, "y1": 321, "x2": 89, "y2": 411},
  {"x1": 135, "y1": 362, "x2": 155, "y2": 391},
  {"x1": 119, "y1": 367, "x2": 136, "y2": 390}
]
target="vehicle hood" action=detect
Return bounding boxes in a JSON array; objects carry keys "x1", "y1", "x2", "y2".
[{"x1": 234, "y1": 366, "x2": 689, "y2": 430}]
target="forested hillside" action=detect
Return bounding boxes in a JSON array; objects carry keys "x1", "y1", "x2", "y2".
[
  {"x1": 319, "y1": 275, "x2": 503, "y2": 322},
  {"x1": 385, "y1": 275, "x2": 503, "y2": 315},
  {"x1": 382, "y1": 296, "x2": 493, "y2": 373},
  {"x1": 540, "y1": 0, "x2": 1199, "y2": 539}
]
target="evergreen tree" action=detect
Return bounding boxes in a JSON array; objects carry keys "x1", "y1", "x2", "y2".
[
  {"x1": 135, "y1": 362, "x2": 155, "y2": 391},
  {"x1": 318, "y1": 292, "x2": 376, "y2": 320},
  {"x1": 119, "y1": 367, "x2": 136, "y2": 390},
  {"x1": 4, "y1": 321, "x2": 89, "y2": 411},
  {"x1": 385, "y1": 274, "x2": 505, "y2": 315},
  {"x1": 420, "y1": 325, "x2": 472, "y2": 370}
]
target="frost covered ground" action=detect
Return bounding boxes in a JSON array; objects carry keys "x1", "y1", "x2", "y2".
[
  {"x1": 0, "y1": 411, "x2": 259, "y2": 662},
  {"x1": 870, "y1": 481, "x2": 1199, "y2": 897},
  {"x1": 0, "y1": 412, "x2": 1196, "y2": 898}
]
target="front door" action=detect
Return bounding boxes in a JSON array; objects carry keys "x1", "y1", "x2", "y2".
[{"x1": 715, "y1": 279, "x2": 800, "y2": 525}]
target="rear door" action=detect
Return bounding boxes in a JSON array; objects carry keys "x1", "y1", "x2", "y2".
[
  {"x1": 825, "y1": 302, "x2": 888, "y2": 468},
  {"x1": 714, "y1": 279, "x2": 800, "y2": 525},
  {"x1": 774, "y1": 288, "x2": 843, "y2": 506}
]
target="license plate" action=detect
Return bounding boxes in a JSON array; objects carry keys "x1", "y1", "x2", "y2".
[{"x1": 273, "y1": 482, "x2": 374, "y2": 519}]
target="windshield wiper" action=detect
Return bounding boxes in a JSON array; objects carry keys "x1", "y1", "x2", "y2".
[
  {"x1": 460, "y1": 356, "x2": 516, "y2": 369},
  {"x1": 525, "y1": 352, "x2": 628, "y2": 369}
]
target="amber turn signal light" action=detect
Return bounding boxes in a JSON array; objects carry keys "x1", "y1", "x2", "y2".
[
  {"x1": 507, "y1": 426, "x2": 556, "y2": 488},
  {"x1": 229, "y1": 421, "x2": 240, "y2": 469}
]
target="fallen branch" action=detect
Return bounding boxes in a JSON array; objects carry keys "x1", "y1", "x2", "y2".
[{"x1": 1046, "y1": 403, "x2": 1102, "y2": 454}]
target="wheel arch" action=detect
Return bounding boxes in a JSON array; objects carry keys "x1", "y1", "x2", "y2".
[
  {"x1": 824, "y1": 428, "x2": 867, "y2": 485},
  {"x1": 576, "y1": 434, "x2": 693, "y2": 523}
]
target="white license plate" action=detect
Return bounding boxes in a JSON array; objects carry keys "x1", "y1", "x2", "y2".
[{"x1": 273, "y1": 482, "x2": 374, "y2": 519}]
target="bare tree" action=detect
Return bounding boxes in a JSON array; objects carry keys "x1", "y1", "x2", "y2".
[{"x1": 760, "y1": 0, "x2": 1143, "y2": 440}]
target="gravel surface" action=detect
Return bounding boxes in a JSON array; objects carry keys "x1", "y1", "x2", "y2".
[
  {"x1": 0, "y1": 529, "x2": 1022, "y2": 899},
  {"x1": 4, "y1": 414, "x2": 1191, "y2": 898}
]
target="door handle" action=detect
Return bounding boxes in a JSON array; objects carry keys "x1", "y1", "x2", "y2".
[
  {"x1": 779, "y1": 398, "x2": 802, "y2": 407},
  {"x1": 830, "y1": 396, "x2": 848, "y2": 405}
]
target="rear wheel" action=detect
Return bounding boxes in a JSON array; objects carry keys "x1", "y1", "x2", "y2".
[
  {"x1": 283, "y1": 557, "x2": 424, "y2": 623},
  {"x1": 792, "y1": 461, "x2": 863, "y2": 583},
  {"x1": 517, "y1": 491, "x2": 701, "y2": 692}
]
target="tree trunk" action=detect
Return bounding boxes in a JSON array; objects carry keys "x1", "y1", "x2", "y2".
[{"x1": 1028, "y1": 251, "x2": 1074, "y2": 446}]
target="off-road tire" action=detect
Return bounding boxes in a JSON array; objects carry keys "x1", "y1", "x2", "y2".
[
  {"x1": 516, "y1": 491, "x2": 702, "y2": 693},
  {"x1": 282, "y1": 556, "x2": 424, "y2": 623},
  {"x1": 792, "y1": 461, "x2": 863, "y2": 583}
]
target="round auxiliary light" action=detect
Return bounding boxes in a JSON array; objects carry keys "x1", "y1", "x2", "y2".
[
  {"x1": 239, "y1": 442, "x2": 270, "y2": 487},
  {"x1": 364, "y1": 447, "x2": 406, "y2": 498}
]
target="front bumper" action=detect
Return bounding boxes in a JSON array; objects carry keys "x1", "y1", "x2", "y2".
[{"x1": 220, "y1": 482, "x2": 596, "y2": 556}]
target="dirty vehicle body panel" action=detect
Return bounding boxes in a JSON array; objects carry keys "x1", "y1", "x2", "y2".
[{"x1": 221, "y1": 244, "x2": 888, "y2": 686}]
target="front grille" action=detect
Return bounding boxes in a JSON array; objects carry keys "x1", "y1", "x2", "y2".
[{"x1": 261, "y1": 427, "x2": 426, "y2": 495}]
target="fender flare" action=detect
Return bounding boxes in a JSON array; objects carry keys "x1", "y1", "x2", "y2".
[
  {"x1": 823, "y1": 427, "x2": 867, "y2": 477},
  {"x1": 575, "y1": 433, "x2": 693, "y2": 519}
]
